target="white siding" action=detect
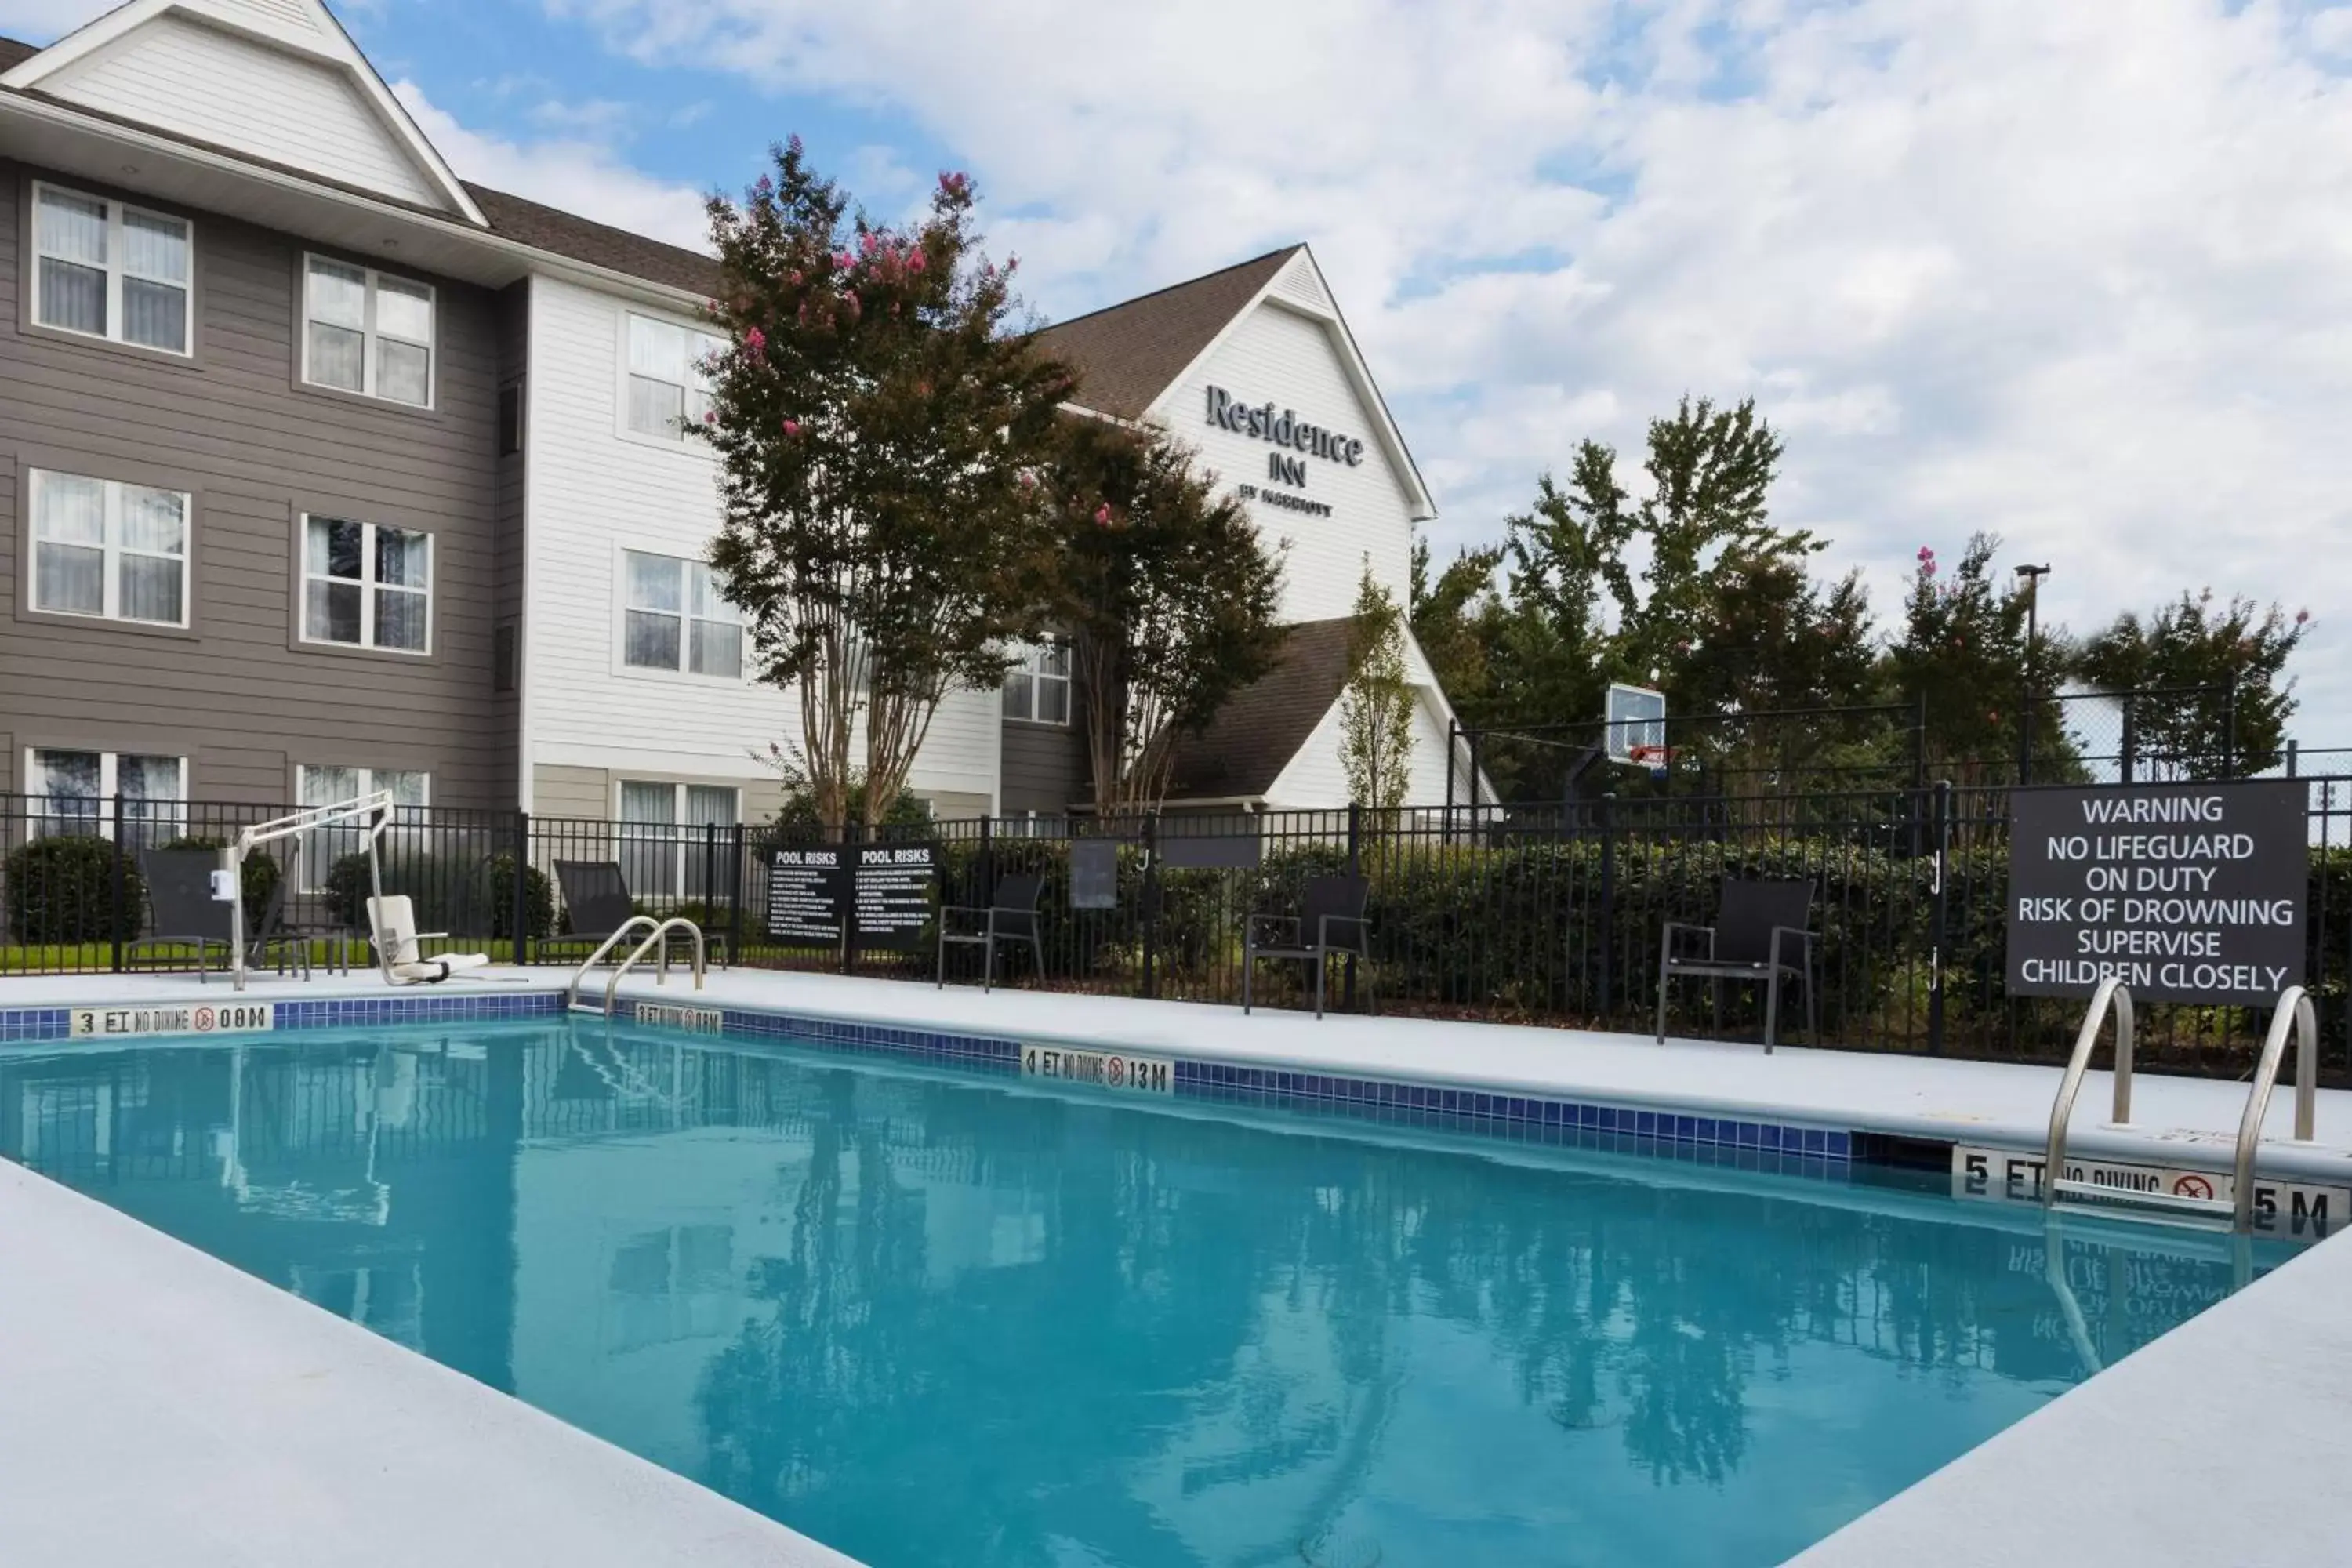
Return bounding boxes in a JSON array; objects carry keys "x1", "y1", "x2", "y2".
[
  {"x1": 522, "y1": 274, "x2": 1000, "y2": 815},
  {"x1": 1262, "y1": 684, "x2": 1460, "y2": 811},
  {"x1": 1158, "y1": 297, "x2": 1418, "y2": 626},
  {"x1": 1268, "y1": 252, "x2": 1334, "y2": 316},
  {"x1": 45, "y1": 13, "x2": 445, "y2": 210}
]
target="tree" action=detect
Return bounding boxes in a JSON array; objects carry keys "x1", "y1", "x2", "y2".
[
  {"x1": 1340, "y1": 561, "x2": 1416, "y2": 812},
  {"x1": 1408, "y1": 536, "x2": 1504, "y2": 714},
  {"x1": 699, "y1": 142, "x2": 1072, "y2": 831},
  {"x1": 2077, "y1": 590, "x2": 2309, "y2": 775},
  {"x1": 1883, "y1": 535, "x2": 2073, "y2": 781},
  {"x1": 1041, "y1": 419, "x2": 1286, "y2": 814}
]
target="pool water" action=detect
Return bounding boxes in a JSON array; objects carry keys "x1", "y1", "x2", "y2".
[{"x1": 0, "y1": 1020, "x2": 2295, "y2": 1567}]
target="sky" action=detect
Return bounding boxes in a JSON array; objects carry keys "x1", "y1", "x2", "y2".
[{"x1": 9, "y1": 0, "x2": 2352, "y2": 741}]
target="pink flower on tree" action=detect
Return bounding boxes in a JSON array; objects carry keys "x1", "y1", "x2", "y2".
[
  {"x1": 1094, "y1": 503, "x2": 1112, "y2": 527},
  {"x1": 743, "y1": 326, "x2": 767, "y2": 361},
  {"x1": 782, "y1": 417, "x2": 801, "y2": 437},
  {"x1": 702, "y1": 410, "x2": 717, "y2": 424},
  {"x1": 1018, "y1": 471, "x2": 1037, "y2": 490},
  {"x1": 906, "y1": 249, "x2": 926, "y2": 273},
  {"x1": 938, "y1": 170, "x2": 969, "y2": 198},
  {"x1": 2297, "y1": 608, "x2": 2312, "y2": 625}
]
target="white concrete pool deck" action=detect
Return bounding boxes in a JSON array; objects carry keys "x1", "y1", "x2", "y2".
[
  {"x1": 13, "y1": 964, "x2": 2343, "y2": 1181},
  {"x1": 0, "y1": 1157, "x2": 861, "y2": 1568}
]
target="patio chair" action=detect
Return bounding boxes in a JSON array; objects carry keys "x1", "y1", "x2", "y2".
[
  {"x1": 937, "y1": 873, "x2": 1043, "y2": 993},
  {"x1": 1654, "y1": 878, "x2": 1819, "y2": 1053},
  {"x1": 131, "y1": 848, "x2": 310, "y2": 982},
  {"x1": 552, "y1": 859, "x2": 728, "y2": 967},
  {"x1": 1243, "y1": 874, "x2": 1372, "y2": 1018}
]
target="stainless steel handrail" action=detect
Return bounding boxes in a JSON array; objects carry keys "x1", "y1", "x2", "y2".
[
  {"x1": 601, "y1": 917, "x2": 706, "y2": 1017},
  {"x1": 564, "y1": 916, "x2": 661, "y2": 1011},
  {"x1": 2043, "y1": 977, "x2": 2135, "y2": 1207},
  {"x1": 2232, "y1": 986, "x2": 2319, "y2": 1232}
]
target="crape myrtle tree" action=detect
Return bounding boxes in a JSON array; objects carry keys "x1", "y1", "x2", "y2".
[
  {"x1": 1883, "y1": 534, "x2": 2078, "y2": 782},
  {"x1": 697, "y1": 141, "x2": 1071, "y2": 832},
  {"x1": 1042, "y1": 418, "x2": 1286, "y2": 814},
  {"x1": 2076, "y1": 589, "x2": 2309, "y2": 775}
]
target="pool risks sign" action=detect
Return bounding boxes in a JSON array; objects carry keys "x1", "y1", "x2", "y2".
[{"x1": 2005, "y1": 779, "x2": 2305, "y2": 1005}]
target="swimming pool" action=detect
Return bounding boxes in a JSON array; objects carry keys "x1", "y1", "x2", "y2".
[{"x1": 0, "y1": 1018, "x2": 2297, "y2": 1567}]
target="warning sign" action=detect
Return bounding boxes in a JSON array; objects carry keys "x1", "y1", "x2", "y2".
[
  {"x1": 71, "y1": 1002, "x2": 274, "y2": 1039},
  {"x1": 1950, "y1": 1143, "x2": 2347, "y2": 1241}
]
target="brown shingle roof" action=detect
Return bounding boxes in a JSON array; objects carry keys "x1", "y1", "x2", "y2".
[
  {"x1": 464, "y1": 181, "x2": 718, "y2": 296},
  {"x1": 1034, "y1": 246, "x2": 1299, "y2": 421},
  {"x1": 0, "y1": 36, "x2": 37, "y2": 71},
  {"x1": 1163, "y1": 617, "x2": 1352, "y2": 801}
]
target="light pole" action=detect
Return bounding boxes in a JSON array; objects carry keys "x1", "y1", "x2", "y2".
[{"x1": 2014, "y1": 563, "x2": 2051, "y2": 783}]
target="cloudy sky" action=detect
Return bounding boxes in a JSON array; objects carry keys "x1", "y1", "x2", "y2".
[{"x1": 11, "y1": 1, "x2": 2352, "y2": 739}]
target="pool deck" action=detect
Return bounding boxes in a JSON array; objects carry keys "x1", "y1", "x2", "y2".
[
  {"x1": 11, "y1": 964, "x2": 2345, "y2": 1181},
  {"x1": 5, "y1": 964, "x2": 2352, "y2": 1568},
  {"x1": 0, "y1": 1156, "x2": 862, "y2": 1568},
  {"x1": 1789, "y1": 1222, "x2": 2352, "y2": 1568}
]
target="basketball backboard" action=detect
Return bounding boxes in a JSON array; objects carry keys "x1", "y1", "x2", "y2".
[{"x1": 1604, "y1": 682, "x2": 1667, "y2": 762}]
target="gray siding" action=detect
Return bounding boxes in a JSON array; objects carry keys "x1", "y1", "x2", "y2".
[
  {"x1": 0, "y1": 159, "x2": 508, "y2": 808},
  {"x1": 1001, "y1": 716, "x2": 1088, "y2": 815}
]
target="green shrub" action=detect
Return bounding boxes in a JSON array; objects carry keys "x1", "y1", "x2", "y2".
[
  {"x1": 4, "y1": 834, "x2": 145, "y2": 944},
  {"x1": 325, "y1": 848, "x2": 552, "y2": 939}
]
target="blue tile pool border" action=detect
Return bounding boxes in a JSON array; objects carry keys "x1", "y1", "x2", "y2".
[{"x1": 0, "y1": 988, "x2": 1855, "y2": 1178}]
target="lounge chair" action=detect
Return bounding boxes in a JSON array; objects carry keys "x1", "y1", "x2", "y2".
[
  {"x1": 937, "y1": 872, "x2": 1043, "y2": 992},
  {"x1": 1654, "y1": 878, "x2": 1819, "y2": 1052},
  {"x1": 132, "y1": 848, "x2": 309, "y2": 982},
  {"x1": 366, "y1": 895, "x2": 492, "y2": 985},
  {"x1": 1243, "y1": 875, "x2": 1373, "y2": 1018},
  {"x1": 552, "y1": 859, "x2": 727, "y2": 966}
]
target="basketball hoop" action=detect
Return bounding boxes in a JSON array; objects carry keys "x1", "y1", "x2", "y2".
[{"x1": 1628, "y1": 744, "x2": 1673, "y2": 780}]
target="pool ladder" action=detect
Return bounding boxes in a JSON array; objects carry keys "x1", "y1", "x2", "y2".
[
  {"x1": 565, "y1": 916, "x2": 706, "y2": 1018},
  {"x1": 2042, "y1": 978, "x2": 2318, "y2": 1233}
]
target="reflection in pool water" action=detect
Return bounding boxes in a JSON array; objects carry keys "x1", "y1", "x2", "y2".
[{"x1": 0, "y1": 1022, "x2": 2291, "y2": 1567}]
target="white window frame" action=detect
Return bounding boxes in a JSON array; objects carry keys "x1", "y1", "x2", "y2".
[
  {"x1": 301, "y1": 253, "x2": 436, "y2": 408},
  {"x1": 616, "y1": 546, "x2": 745, "y2": 681},
  {"x1": 299, "y1": 514, "x2": 434, "y2": 656},
  {"x1": 615, "y1": 780, "x2": 741, "y2": 901},
  {"x1": 24, "y1": 747, "x2": 188, "y2": 840},
  {"x1": 31, "y1": 180, "x2": 193, "y2": 357},
  {"x1": 27, "y1": 469, "x2": 191, "y2": 628},
  {"x1": 619, "y1": 312, "x2": 725, "y2": 447},
  {"x1": 1001, "y1": 642, "x2": 1072, "y2": 725}
]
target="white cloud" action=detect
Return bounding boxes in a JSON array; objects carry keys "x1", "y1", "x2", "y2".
[
  {"x1": 539, "y1": 0, "x2": 2352, "y2": 735},
  {"x1": 391, "y1": 79, "x2": 710, "y2": 251}
]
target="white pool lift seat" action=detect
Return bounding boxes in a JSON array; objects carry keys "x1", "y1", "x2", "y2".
[{"x1": 365, "y1": 895, "x2": 492, "y2": 985}]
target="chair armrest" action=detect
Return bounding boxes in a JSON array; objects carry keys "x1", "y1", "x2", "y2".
[
  {"x1": 1661, "y1": 922, "x2": 1715, "y2": 956},
  {"x1": 1768, "y1": 926, "x2": 1816, "y2": 970},
  {"x1": 1315, "y1": 913, "x2": 1372, "y2": 948}
]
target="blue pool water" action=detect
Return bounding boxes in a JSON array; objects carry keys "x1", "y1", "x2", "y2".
[{"x1": 0, "y1": 1019, "x2": 2294, "y2": 1566}]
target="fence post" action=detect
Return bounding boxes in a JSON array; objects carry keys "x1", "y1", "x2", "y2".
[
  {"x1": 1911, "y1": 690, "x2": 1928, "y2": 790},
  {"x1": 2120, "y1": 699, "x2": 2137, "y2": 786},
  {"x1": 1597, "y1": 791, "x2": 1617, "y2": 1018},
  {"x1": 2223, "y1": 677, "x2": 2240, "y2": 777},
  {"x1": 2017, "y1": 683, "x2": 2034, "y2": 786},
  {"x1": 511, "y1": 810, "x2": 532, "y2": 967},
  {"x1": 1929, "y1": 780, "x2": 1951, "y2": 1056},
  {"x1": 110, "y1": 791, "x2": 128, "y2": 975},
  {"x1": 1344, "y1": 800, "x2": 1361, "y2": 1011},
  {"x1": 840, "y1": 818, "x2": 860, "y2": 977},
  {"x1": 729, "y1": 823, "x2": 747, "y2": 960},
  {"x1": 2286, "y1": 739, "x2": 2299, "y2": 780},
  {"x1": 1140, "y1": 812, "x2": 1160, "y2": 1000},
  {"x1": 1443, "y1": 720, "x2": 1457, "y2": 844},
  {"x1": 1468, "y1": 731, "x2": 1484, "y2": 833},
  {"x1": 701, "y1": 822, "x2": 717, "y2": 925}
]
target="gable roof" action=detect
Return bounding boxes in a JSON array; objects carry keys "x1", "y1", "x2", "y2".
[
  {"x1": 1034, "y1": 246, "x2": 1300, "y2": 422},
  {"x1": 1162, "y1": 617, "x2": 1352, "y2": 802},
  {"x1": 1, "y1": 0, "x2": 485, "y2": 223}
]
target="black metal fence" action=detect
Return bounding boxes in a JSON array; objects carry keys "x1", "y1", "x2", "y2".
[{"x1": 7, "y1": 782, "x2": 2351, "y2": 1083}]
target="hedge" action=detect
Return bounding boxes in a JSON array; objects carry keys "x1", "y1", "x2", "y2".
[{"x1": 4, "y1": 835, "x2": 146, "y2": 945}]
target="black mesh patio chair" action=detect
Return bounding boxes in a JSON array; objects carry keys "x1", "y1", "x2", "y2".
[
  {"x1": 551, "y1": 858, "x2": 729, "y2": 969},
  {"x1": 937, "y1": 873, "x2": 1042, "y2": 993},
  {"x1": 132, "y1": 848, "x2": 309, "y2": 982},
  {"x1": 1654, "y1": 878, "x2": 1818, "y2": 1053},
  {"x1": 1243, "y1": 874, "x2": 1372, "y2": 1018}
]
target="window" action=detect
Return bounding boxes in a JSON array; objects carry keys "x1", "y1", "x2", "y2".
[
  {"x1": 1002, "y1": 643, "x2": 1071, "y2": 724},
  {"x1": 302, "y1": 517, "x2": 431, "y2": 653},
  {"x1": 297, "y1": 764, "x2": 427, "y2": 887},
  {"x1": 33, "y1": 183, "x2": 191, "y2": 354},
  {"x1": 626, "y1": 315, "x2": 724, "y2": 439},
  {"x1": 618, "y1": 781, "x2": 738, "y2": 899},
  {"x1": 622, "y1": 551, "x2": 742, "y2": 678},
  {"x1": 303, "y1": 256, "x2": 434, "y2": 407},
  {"x1": 28, "y1": 748, "x2": 185, "y2": 842},
  {"x1": 29, "y1": 469, "x2": 189, "y2": 626}
]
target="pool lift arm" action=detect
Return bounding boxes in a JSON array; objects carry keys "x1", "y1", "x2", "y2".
[{"x1": 228, "y1": 791, "x2": 394, "y2": 993}]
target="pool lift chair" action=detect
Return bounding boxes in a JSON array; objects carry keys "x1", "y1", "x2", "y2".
[
  {"x1": 2042, "y1": 977, "x2": 2321, "y2": 1238},
  {"x1": 227, "y1": 792, "x2": 497, "y2": 990}
]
